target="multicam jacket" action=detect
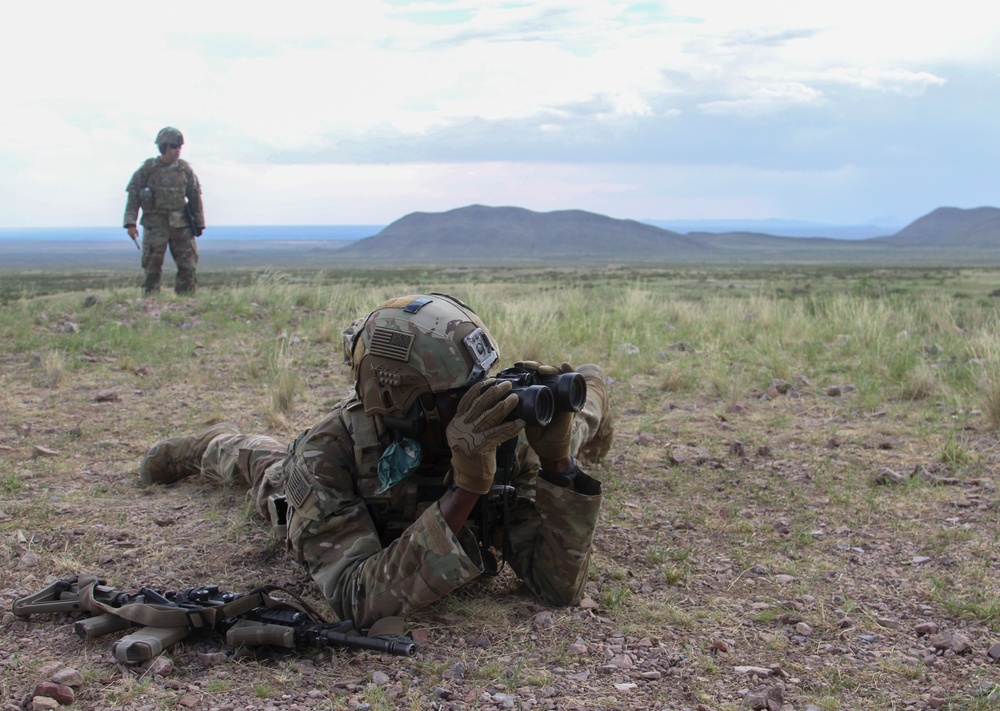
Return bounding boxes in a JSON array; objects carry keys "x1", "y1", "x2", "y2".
[{"x1": 277, "y1": 395, "x2": 603, "y2": 629}]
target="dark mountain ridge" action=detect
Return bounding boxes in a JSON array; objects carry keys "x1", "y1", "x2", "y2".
[
  {"x1": 334, "y1": 204, "x2": 1000, "y2": 264},
  {"x1": 871, "y1": 206, "x2": 1000, "y2": 248}
]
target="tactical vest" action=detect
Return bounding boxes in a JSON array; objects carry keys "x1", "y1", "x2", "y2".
[
  {"x1": 339, "y1": 397, "x2": 451, "y2": 546},
  {"x1": 140, "y1": 158, "x2": 193, "y2": 213}
]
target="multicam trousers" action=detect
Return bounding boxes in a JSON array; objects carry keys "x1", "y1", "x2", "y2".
[{"x1": 141, "y1": 224, "x2": 198, "y2": 295}]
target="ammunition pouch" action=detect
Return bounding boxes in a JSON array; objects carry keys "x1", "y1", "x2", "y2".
[{"x1": 140, "y1": 187, "x2": 154, "y2": 211}]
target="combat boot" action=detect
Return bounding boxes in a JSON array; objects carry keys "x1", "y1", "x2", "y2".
[
  {"x1": 140, "y1": 423, "x2": 240, "y2": 485},
  {"x1": 577, "y1": 364, "x2": 614, "y2": 463}
]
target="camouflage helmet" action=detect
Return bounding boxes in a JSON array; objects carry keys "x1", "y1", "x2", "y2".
[
  {"x1": 350, "y1": 293, "x2": 500, "y2": 418},
  {"x1": 155, "y1": 127, "x2": 184, "y2": 146}
]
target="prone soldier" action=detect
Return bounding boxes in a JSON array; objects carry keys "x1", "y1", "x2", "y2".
[{"x1": 138, "y1": 293, "x2": 614, "y2": 629}]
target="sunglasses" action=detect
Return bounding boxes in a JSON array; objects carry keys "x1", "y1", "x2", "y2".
[{"x1": 166, "y1": 143, "x2": 182, "y2": 149}]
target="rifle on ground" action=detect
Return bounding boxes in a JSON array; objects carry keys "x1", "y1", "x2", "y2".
[{"x1": 12, "y1": 576, "x2": 417, "y2": 664}]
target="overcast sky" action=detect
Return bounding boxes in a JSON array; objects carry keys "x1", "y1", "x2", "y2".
[{"x1": 2, "y1": 1, "x2": 998, "y2": 228}]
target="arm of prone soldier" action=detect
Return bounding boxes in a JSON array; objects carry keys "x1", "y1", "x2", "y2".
[
  {"x1": 442, "y1": 378, "x2": 523, "y2": 533},
  {"x1": 288, "y1": 422, "x2": 497, "y2": 627}
]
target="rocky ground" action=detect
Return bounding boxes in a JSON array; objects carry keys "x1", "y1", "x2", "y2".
[{"x1": 2, "y1": 297, "x2": 999, "y2": 710}]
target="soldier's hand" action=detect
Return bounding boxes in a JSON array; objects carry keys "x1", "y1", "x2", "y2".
[
  {"x1": 127, "y1": 225, "x2": 139, "y2": 240},
  {"x1": 518, "y1": 361, "x2": 575, "y2": 462},
  {"x1": 446, "y1": 378, "x2": 523, "y2": 495}
]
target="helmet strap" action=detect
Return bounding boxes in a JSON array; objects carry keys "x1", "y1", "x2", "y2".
[
  {"x1": 382, "y1": 400, "x2": 426, "y2": 440},
  {"x1": 417, "y1": 394, "x2": 449, "y2": 451}
]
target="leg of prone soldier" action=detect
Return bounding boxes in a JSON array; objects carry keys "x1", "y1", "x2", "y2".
[{"x1": 504, "y1": 362, "x2": 614, "y2": 605}]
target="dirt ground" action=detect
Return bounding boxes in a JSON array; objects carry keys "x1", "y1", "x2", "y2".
[{"x1": 2, "y1": 299, "x2": 999, "y2": 711}]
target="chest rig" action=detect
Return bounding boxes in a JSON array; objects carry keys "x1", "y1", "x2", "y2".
[{"x1": 340, "y1": 397, "x2": 451, "y2": 547}]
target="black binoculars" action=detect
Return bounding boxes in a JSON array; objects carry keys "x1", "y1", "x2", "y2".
[{"x1": 494, "y1": 365, "x2": 587, "y2": 427}]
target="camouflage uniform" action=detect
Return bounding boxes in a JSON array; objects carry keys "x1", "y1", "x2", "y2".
[
  {"x1": 123, "y1": 156, "x2": 204, "y2": 295},
  {"x1": 199, "y1": 380, "x2": 609, "y2": 629}
]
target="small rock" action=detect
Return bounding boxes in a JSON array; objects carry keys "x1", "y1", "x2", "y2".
[
  {"x1": 711, "y1": 639, "x2": 731, "y2": 653},
  {"x1": 532, "y1": 611, "x2": 555, "y2": 630},
  {"x1": 744, "y1": 682, "x2": 784, "y2": 710},
  {"x1": 914, "y1": 622, "x2": 939, "y2": 637},
  {"x1": 468, "y1": 634, "x2": 492, "y2": 648},
  {"x1": 17, "y1": 550, "x2": 39, "y2": 569},
  {"x1": 928, "y1": 632, "x2": 973, "y2": 654},
  {"x1": 493, "y1": 693, "x2": 516, "y2": 709},
  {"x1": 989, "y1": 642, "x2": 1000, "y2": 662},
  {"x1": 31, "y1": 698, "x2": 60, "y2": 711},
  {"x1": 873, "y1": 467, "x2": 907, "y2": 485},
  {"x1": 50, "y1": 667, "x2": 84, "y2": 686},
  {"x1": 370, "y1": 671, "x2": 390, "y2": 685},
  {"x1": 32, "y1": 683, "x2": 74, "y2": 706},
  {"x1": 196, "y1": 652, "x2": 227, "y2": 666},
  {"x1": 145, "y1": 656, "x2": 174, "y2": 677},
  {"x1": 608, "y1": 654, "x2": 633, "y2": 669},
  {"x1": 734, "y1": 666, "x2": 772, "y2": 678}
]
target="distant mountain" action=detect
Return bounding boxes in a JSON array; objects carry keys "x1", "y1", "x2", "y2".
[
  {"x1": 643, "y1": 218, "x2": 899, "y2": 240},
  {"x1": 335, "y1": 205, "x2": 695, "y2": 261},
  {"x1": 330, "y1": 204, "x2": 1000, "y2": 265},
  {"x1": 871, "y1": 206, "x2": 1000, "y2": 248}
]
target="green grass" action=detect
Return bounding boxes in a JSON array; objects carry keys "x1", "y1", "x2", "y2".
[{"x1": 5, "y1": 264, "x2": 1000, "y2": 710}]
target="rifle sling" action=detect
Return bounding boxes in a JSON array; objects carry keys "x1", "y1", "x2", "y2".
[{"x1": 77, "y1": 580, "x2": 318, "y2": 631}]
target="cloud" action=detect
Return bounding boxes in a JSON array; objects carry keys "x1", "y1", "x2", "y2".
[
  {"x1": 697, "y1": 83, "x2": 825, "y2": 116},
  {"x1": 0, "y1": 0, "x2": 998, "y2": 226},
  {"x1": 816, "y1": 67, "x2": 946, "y2": 96}
]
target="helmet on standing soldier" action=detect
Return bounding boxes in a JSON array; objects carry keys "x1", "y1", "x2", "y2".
[
  {"x1": 349, "y1": 293, "x2": 500, "y2": 419},
  {"x1": 155, "y1": 127, "x2": 184, "y2": 147}
]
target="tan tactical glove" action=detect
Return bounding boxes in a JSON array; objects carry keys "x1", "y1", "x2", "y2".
[
  {"x1": 518, "y1": 360, "x2": 576, "y2": 461},
  {"x1": 447, "y1": 378, "x2": 524, "y2": 495}
]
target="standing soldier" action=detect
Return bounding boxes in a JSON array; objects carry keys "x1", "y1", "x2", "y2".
[{"x1": 123, "y1": 127, "x2": 205, "y2": 296}]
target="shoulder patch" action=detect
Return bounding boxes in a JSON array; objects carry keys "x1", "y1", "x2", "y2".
[{"x1": 285, "y1": 466, "x2": 313, "y2": 510}]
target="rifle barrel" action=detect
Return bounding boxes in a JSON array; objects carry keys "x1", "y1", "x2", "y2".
[{"x1": 318, "y1": 629, "x2": 417, "y2": 657}]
